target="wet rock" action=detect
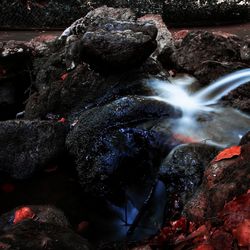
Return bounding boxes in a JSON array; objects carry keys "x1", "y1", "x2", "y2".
[
  {"x1": 221, "y1": 81, "x2": 250, "y2": 114},
  {"x1": 66, "y1": 96, "x2": 180, "y2": 202},
  {"x1": 184, "y1": 143, "x2": 250, "y2": 224},
  {"x1": 158, "y1": 31, "x2": 244, "y2": 85},
  {"x1": 25, "y1": 57, "x2": 168, "y2": 120},
  {"x1": 0, "y1": 120, "x2": 67, "y2": 179},
  {"x1": 159, "y1": 143, "x2": 220, "y2": 202},
  {"x1": 239, "y1": 131, "x2": 250, "y2": 145},
  {"x1": 193, "y1": 61, "x2": 248, "y2": 86},
  {"x1": 0, "y1": 205, "x2": 70, "y2": 231},
  {"x1": 0, "y1": 220, "x2": 91, "y2": 250}
]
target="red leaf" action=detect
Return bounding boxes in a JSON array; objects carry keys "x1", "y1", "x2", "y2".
[
  {"x1": 232, "y1": 219, "x2": 250, "y2": 247},
  {"x1": 213, "y1": 146, "x2": 241, "y2": 162},
  {"x1": 170, "y1": 217, "x2": 187, "y2": 233},
  {"x1": 13, "y1": 207, "x2": 35, "y2": 224},
  {"x1": 58, "y1": 117, "x2": 66, "y2": 123},
  {"x1": 60, "y1": 73, "x2": 68, "y2": 81}
]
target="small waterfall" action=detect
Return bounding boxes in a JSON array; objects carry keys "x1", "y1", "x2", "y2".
[
  {"x1": 194, "y1": 68, "x2": 250, "y2": 105},
  {"x1": 148, "y1": 69, "x2": 250, "y2": 147}
]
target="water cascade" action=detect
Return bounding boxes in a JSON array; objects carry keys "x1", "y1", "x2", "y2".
[{"x1": 148, "y1": 69, "x2": 250, "y2": 147}]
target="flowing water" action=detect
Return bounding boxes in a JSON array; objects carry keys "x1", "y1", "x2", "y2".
[{"x1": 148, "y1": 69, "x2": 250, "y2": 147}]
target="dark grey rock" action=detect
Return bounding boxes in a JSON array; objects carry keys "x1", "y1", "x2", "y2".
[
  {"x1": 0, "y1": 120, "x2": 68, "y2": 179},
  {"x1": 66, "y1": 96, "x2": 180, "y2": 203},
  {"x1": 158, "y1": 31, "x2": 244, "y2": 85},
  {"x1": 159, "y1": 143, "x2": 220, "y2": 200},
  {"x1": 239, "y1": 130, "x2": 250, "y2": 145}
]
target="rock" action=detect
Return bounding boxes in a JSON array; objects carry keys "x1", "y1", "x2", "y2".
[
  {"x1": 0, "y1": 205, "x2": 70, "y2": 231},
  {"x1": 221, "y1": 81, "x2": 250, "y2": 114},
  {"x1": 60, "y1": 7, "x2": 158, "y2": 71},
  {"x1": 240, "y1": 39, "x2": 250, "y2": 63},
  {"x1": 0, "y1": 220, "x2": 91, "y2": 250},
  {"x1": 25, "y1": 56, "x2": 168, "y2": 120},
  {"x1": 66, "y1": 21, "x2": 157, "y2": 72},
  {"x1": 193, "y1": 61, "x2": 249, "y2": 86},
  {"x1": 158, "y1": 31, "x2": 244, "y2": 85},
  {"x1": 159, "y1": 143, "x2": 220, "y2": 201},
  {"x1": 239, "y1": 131, "x2": 250, "y2": 145},
  {"x1": 66, "y1": 96, "x2": 180, "y2": 202},
  {"x1": 184, "y1": 143, "x2": 250, "y2": 224},
  {"x1": 0, "y1": 120, "x2": 67, "y2": 179},
  {"x1": 60, "y1": 6, "x2": 136, "y2": 38},
  {"x1": 137, "y1": 14, "x2": 174, "y2": 58}
]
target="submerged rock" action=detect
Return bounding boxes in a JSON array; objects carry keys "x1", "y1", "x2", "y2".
[
  {"x1": 159, "y1": 143, "x2": 220, "y2": 201},
  {"x1": 184, "y1": 143, "x2": 250, "y2": 224},
  {"x1": 0, "y1": 120, "x2": 67, "y2": 179}
]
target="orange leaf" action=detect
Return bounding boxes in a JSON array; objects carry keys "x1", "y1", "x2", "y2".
[
  {"x1": 13, "y1": 207, "x2": 35, "y2": 224},
  {"x1": 213, "y1": 146, "x2": 241, "y2": 162}
]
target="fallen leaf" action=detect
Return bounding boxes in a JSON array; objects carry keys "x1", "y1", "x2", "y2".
[
  {"x1": 213, "y1": 146, "x2": 241, "y2": 162},
  {"x1": 13, "y1": 207, "x2": 35, "y2": 224},
  {"x1": 60, "y1": 73, "x2": 68, "y2": 81},
  {"x1": 58, "y1": 117, "x2": 66, "y2": 123}
]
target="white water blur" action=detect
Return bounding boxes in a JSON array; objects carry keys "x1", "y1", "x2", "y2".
[{"x1": 148, "y1": 69, "x2": 250, "y2": 147}]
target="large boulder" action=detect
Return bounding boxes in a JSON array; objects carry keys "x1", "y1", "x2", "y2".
[
  {"x1": 0, "y1": 120, "x2": 67, "y2": 179},
  {"x1": 66, "y1": 96, "x2": 180, "y2": 203},
  {"x1": 158, "y1": 31, "x2": 247, "y2": 85},
  {"x1": 60, "y1": 7, "x2": 158, "y2": 71},
  {"x1": 74, "y1": 21, "x2": 157, "y2": 71}
]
